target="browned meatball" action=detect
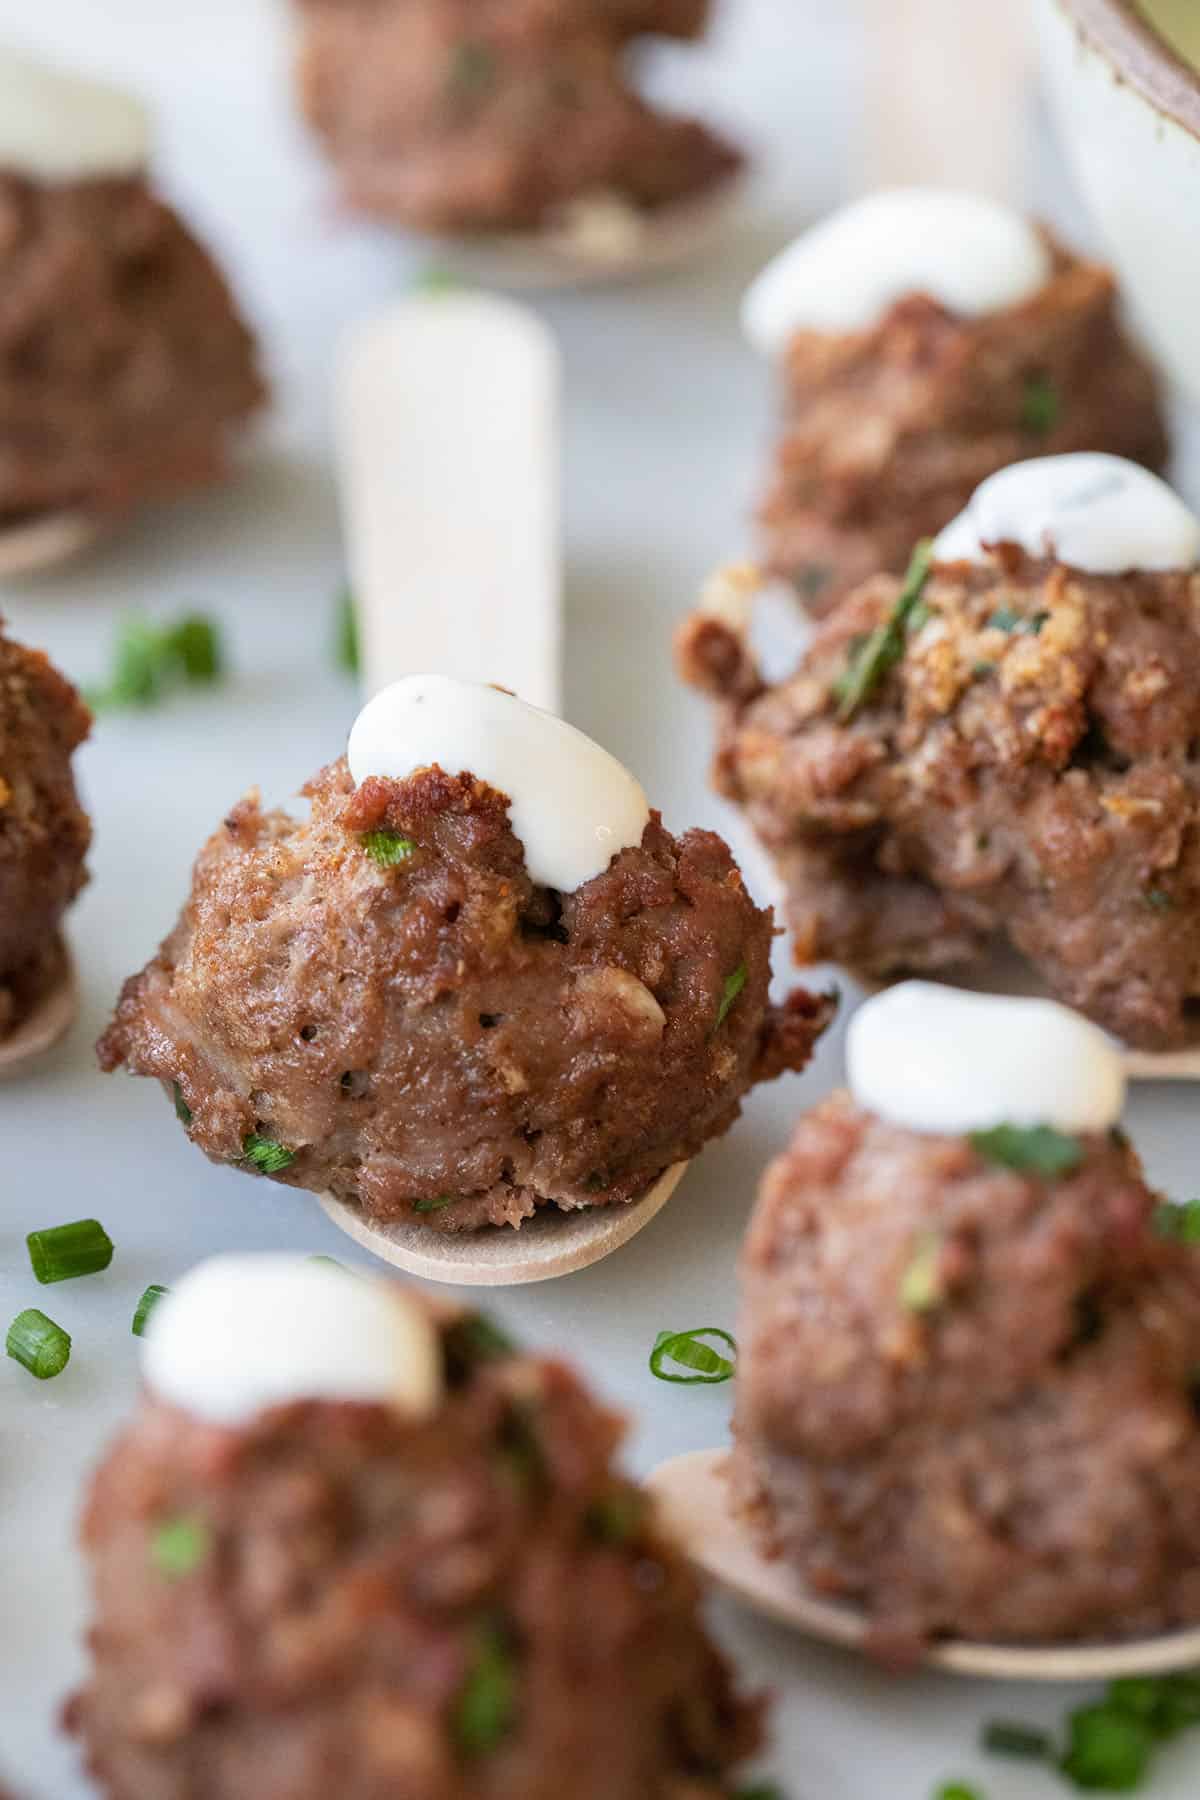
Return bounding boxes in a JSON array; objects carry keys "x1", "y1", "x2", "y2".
[
  {"x1": 99, "y1": 761, "x2": 832, "y2": 1230},
  {"x1": 759, "y1": 240, "x2": 1167, "y2": 617},
  {"x1": 68, "y1": 1312, "x2": 763, "y2": 1798},
  {"x1": 293, "y1": 0, "x2": 742, "y2": 235},
  {"x1": 0, "y1": 174, "x2": 265, "y2": 524},
  {"x1": 678, "y1": 550, "x2": 1200, "y2": 1048},
  {"x1": 730, "y1": 1094, "x2": 1200, "y2": 1651},
  {"x1": 0, "y1": 620, "x2": 90, "y2": 1035}
]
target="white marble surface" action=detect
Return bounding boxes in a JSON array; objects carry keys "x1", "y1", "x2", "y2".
[{"x1": 1, "y1": 3, "x2": 1198, "y2": 1796}]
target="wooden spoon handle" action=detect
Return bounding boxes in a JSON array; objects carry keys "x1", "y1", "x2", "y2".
[
  {"x1": 860, "y1": 0, "x2": 1032, "y2": 203},
  {"x1": 335, "y1": 291, "x2": 562, "y2": 711}
]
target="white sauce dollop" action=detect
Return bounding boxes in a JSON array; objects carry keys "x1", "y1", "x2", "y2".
[
  {"x1": 142, "y1": 1254, "x2": 443, "y2": 1427},
  {"x1": 846, "y1": 982, "x2": 1126, "y2": 1138},
  {"x1": 934, "y1": 454, "x2": 1200, "y2": 574},
  {"x1": 347, "y1": 675, "x2": 650, "y2": 893},
  {"x1": 0, "y1": 47, "x2": 150, "y2": 183},
  {"x1": 741, "y1": 188, "x2": 1052, "y2": 357}
]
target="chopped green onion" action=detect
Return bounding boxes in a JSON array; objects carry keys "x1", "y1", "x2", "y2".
[
  {"x1": 242, "y1": 1133, "x2": 296, "y2": 1175},
  {"x1": 132, "y1": 1284, "x2": 170, "y2": 1337},
  {"x1": 797, "y1": 563, "x2": 831, "y2": 601},
  {"x1": 934, "y1": 1787, "x2": 983, "y2": 1800},
  {"x1": 454, "y1": 1619, "x2": 517, "y2": 1756},
  {"x1": 715, "y1": 961, "x2": 748, "y2": 1030},
  {"x1": 1021, "y1": 373, "x2": 1061, "y2": 436},
  {"x1": 88, "y1": 612, "x2": 225, "y2": 713},
  {"x1": 307, "y1": 1254, "x2": 346, "y2": 1271},
  {"x1": 1154, "y1": 1200, "x2": 1200, "y2": 1244},
  {"x1": 413, "y1": 1194, "x2": 454, "y2": 1214},
  {"x1": 335, "y1": 585, "x2": 359, "y2": 676},
  {"x1": 650, "y1": 1327, "x2": 737, "y2": 1385},
  {"x1": 900, "y1": 1231, "x2": 943, "y2": 1314},
  {"x1": 169, "y1": 616, "x2": 222, "y2": 684},
  {"x1": 26, "y1": 1218, "x2": 114, "y2": 1285},
  {"x1": 970, "y1": 1123, "x2": 1082, "y2": 1179},
  {"x1": 988, "y1": 607, "x2": 1048, "y2": 635},
  {"x1": 414, "y1": 266, "x2": 460, "y2": 296},
  {"x1": 448, "y1": 41, "x2": 497, "y2": 100},
  {"x1": 981, "y1": 1721, "x2": 1052, "y2": 1761},
  {"x1": 587, "y1": 1490, "x2": 647, "y2": 1546},
  {"x1": 7, "y1": 1308, "x2": 71, "y2": 1380},
  {"x1": 1145, "y1": 887, "x2": 1174, "y2": 912},
  {"x1": 172, "y1": 1081, "x2": 193, "y2": 1126},
  {"x1": 833, "y1": 539, "x2": 934, "y2": 721},
  {"x1": 736, "y1": 1787, "x2": 787, "y2": 1800},
  {"x1": 444, "y1": 1312, "x2": 516, "y2": 1381},
  {"x1": 362, "y1": 830, "x2": 416, "y2": 868},
  {"x1": 151, "y1": 1516, "x2": 210, "y2": 1580},
  {"x1": 1060, "y1": 1703, "x2": 1154, "y2": 1789}
]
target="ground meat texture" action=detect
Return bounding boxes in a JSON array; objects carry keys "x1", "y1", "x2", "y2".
[
  {"x1": 678, "y1": 550, "x2": 1200, "y2": 1048},
  {"x1": 68, "y1": 1319, "x2": 762, "y2": 1798},
  {"x1": 98, "y1": 761, "x2": 831, "y2": 1229},
  {"x1": 0, "y1": 174, "x2": 265, "y2": 524},
  {"x1": 293, "y1": 0, "x2": 742, "y2": 234},
  {"x1": 0, "y1": 620, "x2": 90, "y2": 1036},
  {"x1": 758, "y1": 240, "x2": 1167, "y2": 617},
  {"x1": 730, "y1": 1095, "x2": 1200, "y2": 1650}
]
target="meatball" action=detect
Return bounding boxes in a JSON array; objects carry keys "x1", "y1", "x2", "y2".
[
  {"x1": 0, "y1": 620, "x2": 91, "y2": 1036},
  {"x1": 293, "y1": 0, "x2": 742, "y2": 236},
  {"x1": 68, "y1": 1303, "x2": 762, "y2": 1798},
  {"x1": 0, "y1": 173, "x2": 264, "y2": 525},
  {"x1": 731, "y1": 1093, "x2": 1200, "y2": 1649},
  {"x1": 99, "y1": 761, "x2": 831, "y2": 1230},
  {"x1": 759, "y1": 240, "x2": 1166, "y2": 617},
  {"x1": 678, "y1": 550, "x2": 1200, "y2": 1048}
]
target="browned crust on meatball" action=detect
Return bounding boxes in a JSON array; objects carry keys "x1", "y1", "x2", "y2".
[
  {"x1": 293, "y1": 0, "x2": 742, "y2": 235},
  {"x1": 758, "y1": 239, "x2": 1168, "y2": 616},
  {"x1": 730, "y1": 1095, "x2": 1200, "y2": 1649},
  {"x1": 98, "y1": 761, "x2": 832, "y2": 1229},
  {"x1": 67, "y1": 1318, "x2": 762, "y2": 1798},
  {"x1": 678, "y1": 551, "x2": 1200, "y2": 1048},
  {"x1": 0, "y1": 174, "x2": 265, "y2": 523},
  {"x1": 0, "y1": 620, "x2": 90, "y2": 1035}
]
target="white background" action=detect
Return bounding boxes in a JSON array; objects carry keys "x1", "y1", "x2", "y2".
[{"x1": 1, "y1": 2, "x2": 1198, "y2": 1795}]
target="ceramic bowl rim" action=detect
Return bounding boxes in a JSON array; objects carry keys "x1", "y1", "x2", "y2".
[{"x1": 1055, "y1": 0, "x2": 1200, "y2": 141}]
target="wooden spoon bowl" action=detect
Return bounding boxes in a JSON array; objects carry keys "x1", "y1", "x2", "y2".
[
  {"x1": 0, "y1": 512, "x2": 103, "y2": 580},
  {"x1": 0, "y1": 952, "x2": 78, "y2": 1079},
  {"x1": 318, "y1": 1163, "x2": 686, "y2": 1286},
  {"x1": 647, "y1": 1450, "x2": 1200, "y2": 1682},
  {"x1": 425, "y1": 178, "x2": 745, "y2": 292}
]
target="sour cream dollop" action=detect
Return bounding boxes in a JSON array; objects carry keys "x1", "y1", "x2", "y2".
[
  {"x1": 0, "y1": 47, "x2": 150, "y2": 183},
  {"x1": 935, "y1": 454, "x2": 1200, "y2": 575},
  {"x1": 142, "y1": 1254, "x2": 443, "y2": 1427},
  {"x1": 846, "y1": 982, "x2": 1126, "y2": 1138},
  {"x1": 741, "y1": 188, "x2": 1052, "y2": 357},
  {"x1": 347, "y1": 675, "x2": 650, "y2": 893}
]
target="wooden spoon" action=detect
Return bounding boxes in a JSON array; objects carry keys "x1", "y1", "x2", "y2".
[
  {"x1": 0, "y1": 946, "x2": 78, "y2": 1079},
  {"x1": 647, "y1": 1449, "x2": 1200, "y2": 1682},
  {"x1": 327, "y1": 290, "x2": 689, "y2": 1284},
  {"x1": 420, "y1": 178, "x2": 745, "y2": 293},
  {"x1": 0, "y1": 511, "x2": 103, "y2": 580}
]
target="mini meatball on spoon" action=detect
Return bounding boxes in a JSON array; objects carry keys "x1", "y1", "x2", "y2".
[
  {"x1": 680, "y1": 454, "x2": 1200, "y2": 1073},
  {"x1": 98, "y1": 298, "x2": 831, "y2": 1284},
  {"x1": 0, "y1": 623, "x2": 90, "y2": 1076},
  {"x1": 0, "y1": 49, "x2": 264, "y2": 575},
  {"x1": 69, "y1": 1254, "x2": 764, "y2": 1796},
  {"x1": 294, "y1": 0, "x2": 745, "y2": 291},
  {"x1": 649, "y1": 985, "x2": 1200, "y2": 1681},
  {"x1": 0, "y1": 50, "x2": 142, "y2": 574}
]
